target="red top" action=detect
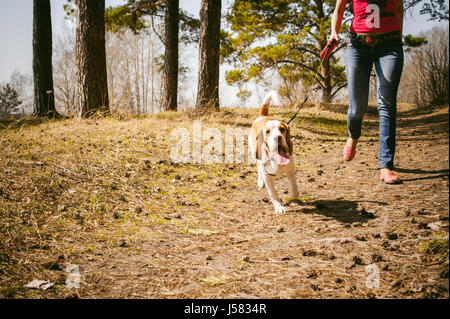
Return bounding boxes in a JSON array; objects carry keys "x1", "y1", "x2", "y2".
[{"x1": 350, "y1": 0, "x2": 401, "y2": 33}]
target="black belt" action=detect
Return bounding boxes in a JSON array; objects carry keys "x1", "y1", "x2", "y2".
[{"x1": 349, "y1": 31, "x2": 402, "y2": 47}]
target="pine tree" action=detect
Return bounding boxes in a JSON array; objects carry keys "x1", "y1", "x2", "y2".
[
  {"x1": 0, "y1": 84, "x2": 22, "y2": 114},
  {"x1": 406, "y1": 0, "x2": 449, "y2": 21},
  {"x1": 223, "y1": 0, "x2": 349, "y2": 104}
]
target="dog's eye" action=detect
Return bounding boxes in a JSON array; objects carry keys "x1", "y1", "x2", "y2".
[{"x1": 280, "y1": 127, "x2": 285, "y2": 133}]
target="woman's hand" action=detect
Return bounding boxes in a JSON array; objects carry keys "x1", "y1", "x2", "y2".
[{"x1": 328, "y1": 32, "x2": 340, "y2": 45}]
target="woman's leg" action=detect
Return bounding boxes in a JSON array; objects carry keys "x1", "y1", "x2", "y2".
[
  {"x1": 374, "y1": 44, "x2": 404, "y2": 170},
  {"x1": 346, "y1": 44, "x2": 373, "y2": 142}
]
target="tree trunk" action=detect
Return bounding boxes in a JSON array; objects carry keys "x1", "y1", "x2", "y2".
[
  {"x1": 196, "y1": 0, "x2": 221, "y2": 111},
  {"x1": 162, "y1": 0, "x2": 179, "y2": 111},
  {"x1": 150, "y1": 32, "x2": 155, "y2": 113},
  {"x1": 75, "y1": 0, "x2": 109, "y2": 117},
  {"x1": 320, "y1": 58, "x2": 332, "y2": 104},
  {"x1": 33, "y1": 0, "x2": 57, "y2": 117}
]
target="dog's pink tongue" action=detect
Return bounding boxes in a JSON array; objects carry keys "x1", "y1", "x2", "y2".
[{"x1": 272, "y1": 150, "x2": 290, "y2": 166}]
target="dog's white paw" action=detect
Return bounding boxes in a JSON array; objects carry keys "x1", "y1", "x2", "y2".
[{"x1": 274, "y1": 204, "x2": 287, "y2": 214}]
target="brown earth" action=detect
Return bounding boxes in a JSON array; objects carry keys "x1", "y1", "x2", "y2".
[{"x1": 0, "y1": 103, "x2": 448, "y2": 299}]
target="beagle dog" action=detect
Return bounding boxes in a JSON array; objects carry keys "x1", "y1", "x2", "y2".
[{"x1": 248, "y1": 91, "x2": 299, "y2": 214}]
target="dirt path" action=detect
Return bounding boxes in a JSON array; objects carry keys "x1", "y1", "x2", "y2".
[
  {"x1": 79, "y1": 106, "x2": 448, "y2": 299},
  {"x1": 1, "y1": 105, "x2": 448, "y2": 299}
]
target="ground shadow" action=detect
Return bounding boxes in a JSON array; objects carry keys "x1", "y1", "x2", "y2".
[
  {"x1": 394, "y1": 167, "x2": 449, "y2": 183},
  {"x1": 322, "y1": 103, "x2": 380, "y2": 116},
  {"x1": 291, "y1": 199, "x2": 386, "y2": 225},
  {"x1": 0, "y1": 117, "x2": 70, "y2": 131},
  {"x1": 401, "y1": 174, "x2": 449, "y2": 182},
  {"x1": 396, "y1": 104, "x2": 448, "y2": 117},
  {"x1": 216, "y1": 120, "x2": 252, "y2": 128},
  {"x1": 396, "y1": 113, "x2": 449, "y2": 139},
  {"x1": 323, "y1": 103, "x2": 448, "y2": 118},
  {"x1": 394, "y1": 168, "x2": 449, "y2": 175}
]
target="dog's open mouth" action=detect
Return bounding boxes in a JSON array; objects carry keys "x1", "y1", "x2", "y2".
[{"x1": 271, "y1": 147, "x2": 290, "y2": 166}]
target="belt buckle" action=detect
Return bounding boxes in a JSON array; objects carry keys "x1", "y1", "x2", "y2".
[{"x1": 365, "y1": 36, "x2": 374, "y2": 46}]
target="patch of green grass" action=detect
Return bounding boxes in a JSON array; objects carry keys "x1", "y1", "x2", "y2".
[
  {"x1": 418, "y1": 234, "x2": 449, "y2": 254},
  {"x1": 155, "y1": 111, "x2": 182, "y2": 122},
  {"x1": 200, "y1": 274, "x2": 238, "y2": 287},
  {"x1": 293, "y1": 114, "x2": 347, "y2": 135},
  {"x1": 180, "y1": 227, "x2": 217, "y2": 236},
  {"x1": 150, "y1": 214, "x2": 167, "y2": 225},
  {"x1": 283, "y1": 195, "x2": 314, "y2": 205},
  {"x1": 301, "y1": 195, "x2": 314, "y2": 202}
]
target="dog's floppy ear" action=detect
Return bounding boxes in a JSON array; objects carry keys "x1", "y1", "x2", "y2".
[
  {"x1": 286, "y1": 125, "x2": 293, "y2": 156},
  {"x1": 255, "y1": 128, "x2": 264, "y2": 160}
]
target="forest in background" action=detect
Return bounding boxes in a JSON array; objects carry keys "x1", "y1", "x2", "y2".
[
  {"x1": 0, "y1": 0, "x2": 448, "y2": 119},
  {"x1": 0, "y1": 0, "x2": 448, "y2": 300}
]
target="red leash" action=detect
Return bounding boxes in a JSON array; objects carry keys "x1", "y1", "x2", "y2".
[{"x1": 320, "y1": 39, "x2": 338, "y2": 61}]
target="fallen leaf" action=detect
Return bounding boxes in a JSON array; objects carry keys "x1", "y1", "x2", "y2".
[{"x1": 24, "y1": 279, "x2": 54, "y2": 290}]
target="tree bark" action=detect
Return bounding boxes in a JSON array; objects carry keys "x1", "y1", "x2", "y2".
[
  {"x1": 320, "y1": 54, "x2": 332, "y2": 104},
  {"x1": 162, "y1": 0, "x2": 179, "y2": 111},
  {"x1": 196, "y1": 0, "x2": 221, "y2": 111},
  {"x1": 33, "y1": 0, "x2": 57, "y2": 117},
  {"x1": 75, "y1": 0, "x2": 109, "y2": 117}
]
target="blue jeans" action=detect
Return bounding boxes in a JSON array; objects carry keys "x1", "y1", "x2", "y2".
[{"x1": 345, "y1": 39, "x2": 404, "y2": 170}]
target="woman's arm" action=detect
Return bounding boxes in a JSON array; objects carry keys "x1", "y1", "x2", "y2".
[
  {"x1": 330, "y1": 0, "x2": 348, "y2": 43},
  {"x1": 397, "y1": 0, "x2": 404, "y2": 34}
]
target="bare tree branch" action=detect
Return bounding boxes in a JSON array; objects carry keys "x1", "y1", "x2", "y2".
[
  {"x1": 331, "y1": 83, "x2": 348, "y2": 98},
  {"x1": 405, "y1": 0, "x2": 424, "y2": 11},
  {"x1": 151, "y1": 15, "x2": 165, "y2": 45}
]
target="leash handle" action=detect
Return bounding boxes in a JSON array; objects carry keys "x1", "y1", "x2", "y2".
[{"x1": 320, "y1": 39, "x2": 337, "y2": 61}]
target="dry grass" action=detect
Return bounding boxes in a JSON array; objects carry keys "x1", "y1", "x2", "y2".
[{"x1": 0, "y1": 103, "x2": 448, "y2": 299}]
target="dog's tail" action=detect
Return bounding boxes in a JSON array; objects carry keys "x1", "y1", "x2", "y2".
[{"x1": 259, "y1": 90, "x2": 281, "y2": 117}]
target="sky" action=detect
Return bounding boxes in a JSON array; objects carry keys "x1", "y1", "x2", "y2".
[
  {"x1": 0, "y1": 0, "x2": 448, "y2": 98},
  {"x1": 0, "y1": 0, "x2": 202, "y2": 82}
]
